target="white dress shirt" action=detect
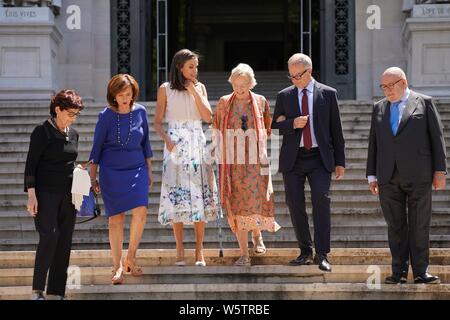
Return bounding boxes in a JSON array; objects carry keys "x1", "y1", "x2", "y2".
[
  {"x1": 367, "y1": 88, "x2": 410, "y2": 184},
  {"x1": 298, "y1": 79, "x2": 318, "y2": 148}
]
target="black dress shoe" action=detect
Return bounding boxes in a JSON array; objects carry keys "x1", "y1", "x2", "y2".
[
  {"x1": 317, "y1": 254, "x2": 332, "y2": 272},
  {"x1": 414, "y1": 273, "x2": 440, "y2": 284},
  {"x1": 289, "y1": 253, "x2": 313, "y2": 266},
  {"x1": 385, "y1": 273, "x2": 408, "y2": 284}
]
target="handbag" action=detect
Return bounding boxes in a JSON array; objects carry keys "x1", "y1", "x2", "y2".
[
  {"x1": 76, "y1": 189, "x2": 101, "y2": 224},
  {"x1": 73, "y1": 161, "x2": 101, "y2": 224}
]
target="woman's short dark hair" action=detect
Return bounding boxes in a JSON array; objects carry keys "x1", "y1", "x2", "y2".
[
  {"x1": 107, "y1": 74, "x2": 139, "y2": 110},
  {"x1": 169, "y1": 49, "x2": 199, "y2": 91},
  {"x1": 49, "y1": 89, "x2": 84, "y2": 118}
]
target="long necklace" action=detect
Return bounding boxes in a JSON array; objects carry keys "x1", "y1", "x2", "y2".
[
  {"x1": 117, "y1": 111, "x2": 133, "y2": 146},
  {"x1": 50, "y1": 117, "x2": 69, "y2": 142}
]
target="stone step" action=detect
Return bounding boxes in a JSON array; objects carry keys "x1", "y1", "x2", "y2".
[
  {"x1": 0, "y1": 131, "x2": 380, "y2": 142},
  {"x1": 2, "y1": 282, "x2": 450, "y2": 300},
  {"x1": 2, "y1": 247, "x2": 450, "y2": 299},
  {"x1": 0, "y1": 158, "x2": 371, "y2": 169},
  {"x1": 2, "y1": 234, "x2": 450, "y2": 251},
  {"x1": 0, "y1": 207, "x2": 422, "y2": 225},
  {"x1": 2, "y1": 194, "x2": 449, "y2": 209},
  {"x1": 1, "y1": 265, "x2": 450, "y2": 287},
  {"x1": 0, "y1": 101, "x2": 447, "y2": 116},
  {"x1": 2, "y1": 223, "x2": 449, "y2": 245},
  {"x1": 3, "y1": 119, "x2": 450, "y2": 132},
  {"x1": 2, "y1": 248, "x2": 449, "y2": 268},
  {"x1": 0, "y1": 140, "x2": 408, "y2": 152},
  {"x1": 0, "y1": 100, "x2": 446, "y2": 112},
  {"x1": 0, "y1": 124, "x2": 384, "y2": 136},
  {"x1": 3, "y1": 111, "x2": 450, "y2": 123},
  {"x1": 0, "y1": 187, "x2": 389, "y2": 202},
  {"x1": 0, "y1": 180, "x2": 412, "y2": 195},
  {"x1": 2, "y1": 208, "x2": 449, "y2": 229},
  {"x1": 0, "y1": 209, "x2": 411, "y2": 226},
  {"x1": 0, "y1": 169, "x2": 375, "y2": 181},
  {"x1": 3, "y1": 150, "x2": 450, "y2": 165}
]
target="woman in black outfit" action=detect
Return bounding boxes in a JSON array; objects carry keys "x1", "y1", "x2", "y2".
[{"x1": 24, "y1": 90, "x2": 84, "y2": 300}]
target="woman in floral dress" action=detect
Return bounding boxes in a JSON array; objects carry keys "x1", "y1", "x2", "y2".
[
  {"x1": 213, "y1": 63, "x2": 280, "y2": 266},
  {"x1": 155, "y1": 49, "x2": 218, "y2": 266}
]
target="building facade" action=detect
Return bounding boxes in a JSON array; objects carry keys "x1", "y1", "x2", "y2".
[{"x1": 0, "y1": 0, "x2": 449, "y2": 102}]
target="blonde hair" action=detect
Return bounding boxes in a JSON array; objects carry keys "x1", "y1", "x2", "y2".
[{"x1": 228, "y1": 63, "x2": 257, "y2": 89}]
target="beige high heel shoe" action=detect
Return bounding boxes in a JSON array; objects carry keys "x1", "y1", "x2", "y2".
[
  {"x1": 123, "y1": 258, "x2": 143, "y2": 277},
  {"x1": 111, "y1": 267, "x2": 124, "y2": 285},
  {"x1": 252, "y1": 235, "x2": 266, "y2": 255},
  {"x1": 195, "y1": 249, "x2": 206, "y2": 267}
]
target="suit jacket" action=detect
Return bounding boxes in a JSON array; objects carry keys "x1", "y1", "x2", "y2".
[
  {"x1": 271, "y1": 81, "x2": 346, "y2": 173},
  {"x1": 366, "y1": 90, "x2": 447, "y2": 184}
]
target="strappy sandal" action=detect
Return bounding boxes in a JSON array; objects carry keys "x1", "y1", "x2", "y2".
[
  {"x1": 252, "y1": 235, "x2": 266, "y2": 255},
  {"x1": 111, "y1": 267, "x2": 124, "y2": 285},
  {"x1": 123, "y1": 258, "x2": 143, "y2": 277},
  {"x1": 234, "y1": 255, "x2": 251, "y2": 266}
]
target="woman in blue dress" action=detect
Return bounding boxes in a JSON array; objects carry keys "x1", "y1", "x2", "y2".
[{"x1": 89, "y1": 74, "x2": 153, "y2": 284}]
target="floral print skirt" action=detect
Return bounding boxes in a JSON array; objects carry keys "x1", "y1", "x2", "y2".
[{"x1": 158, "y1": 121, "x2": 219, "y2": 225}]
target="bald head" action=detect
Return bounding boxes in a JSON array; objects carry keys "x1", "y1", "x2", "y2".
[
  {"x1": 380, "y1": 67, "x2": 408, "y2": 102},
  {"x1": 382, "y1": 67, "x2": 407, "y2": 80}
]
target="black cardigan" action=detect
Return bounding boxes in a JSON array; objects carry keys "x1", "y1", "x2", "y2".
[{"x1": 24, "y1": 120, "x2": 79, "y2": 193}]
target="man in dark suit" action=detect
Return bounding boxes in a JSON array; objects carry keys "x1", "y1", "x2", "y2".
[
  {"x1": 366, "y1": 67, "x2": 447, "y2": 284},
  {"x1": 272, "y1": 53, "x2": 346, "y2": 272}
]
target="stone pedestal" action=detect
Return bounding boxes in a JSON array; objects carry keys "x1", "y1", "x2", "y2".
[
  {"x1": 403, "y1": 4, "x2": 450, "y2": 98},
  {"x1": 0, "y1": 7, "x2": 62, "y2": 100}
]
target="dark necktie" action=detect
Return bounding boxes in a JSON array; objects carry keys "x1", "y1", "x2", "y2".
[{"x1": 301, "y1": 88, "x2": 312, "y2": 149}]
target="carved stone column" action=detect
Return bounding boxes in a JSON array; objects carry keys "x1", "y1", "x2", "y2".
[
  {"x1": 403, "y1": 2, "x2": 450, "y2": 97},
  {"x1": 0, "y1": 5, "x2": 62, "y2": 100}
]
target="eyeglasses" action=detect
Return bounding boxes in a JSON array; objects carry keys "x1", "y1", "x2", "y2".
[
  {"x1": 66, "y1": 110, "x2": 81, "y2": 118},
  {"x1": 241, "y1": 115, "x2": 248, "y2": 131},
  {"x1": 379, "y1": 79, "x2": 402, "y2": 91},
  {"x1": 288, "y1": 69, "x2": 310, "y2": 81}
]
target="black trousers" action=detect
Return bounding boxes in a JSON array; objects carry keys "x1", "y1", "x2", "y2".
[
  {"x1": 33, "y1": 189, "x2": 76, "y2": 296},
  {"x1": 282, "y1": 148, "x2": 332, "y2": 256},
  {"x1": 378, "y1": 170, "x2": 432, "y2": 277}
]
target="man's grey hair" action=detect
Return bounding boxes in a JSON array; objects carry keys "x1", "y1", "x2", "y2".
[{"x1": 288, "y1": 53, "x2": 313, "y2": 69}]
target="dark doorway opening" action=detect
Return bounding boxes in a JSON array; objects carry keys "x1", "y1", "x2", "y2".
[{"x1": 224, "y1": 41, "x2": 284, "y2": 71}]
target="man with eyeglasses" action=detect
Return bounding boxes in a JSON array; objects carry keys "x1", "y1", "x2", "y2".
[
  {"x1": 366, "y1": 67, "x2": 447, "y2": 284},
  {"x1": 271, "y1": 53, "x2": 346, "y2": 272}
]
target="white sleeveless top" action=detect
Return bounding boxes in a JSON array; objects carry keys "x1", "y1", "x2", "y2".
[{"x1": 163, "y1": 82, "x2": 202, "y2": 122}]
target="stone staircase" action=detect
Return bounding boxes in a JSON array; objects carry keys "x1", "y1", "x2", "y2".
[
  {"x1": 1, "y1": 248, "x2": 450, "y2": 299},
  {"x1": 1, "y1": 100, "x2": 450, "y2": 252},
  {"x1": 1, "y1": 98, "x2": 450, "y2": 300}
]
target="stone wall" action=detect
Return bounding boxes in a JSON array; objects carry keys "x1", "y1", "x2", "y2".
[
  {"x1": 355, "y1": 0, "x2": 408, "y2": 100},
  {"x1": 55, "y1": 0, "x2": 110, "y2": 102}
]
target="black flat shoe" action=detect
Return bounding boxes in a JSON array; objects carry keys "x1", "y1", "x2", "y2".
[
  {"x1": 385, "y1": 273, "x2": 408, "y2": 284},
  {"x1": 414, "y1": 273, "x2": 440, "y2": 284},
  {"x1": 316, "y1": 254, "x2": 332, "y2": 272},
  {"x1": 289, "y1": 254, "x2": 313, "y2": 266}
]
